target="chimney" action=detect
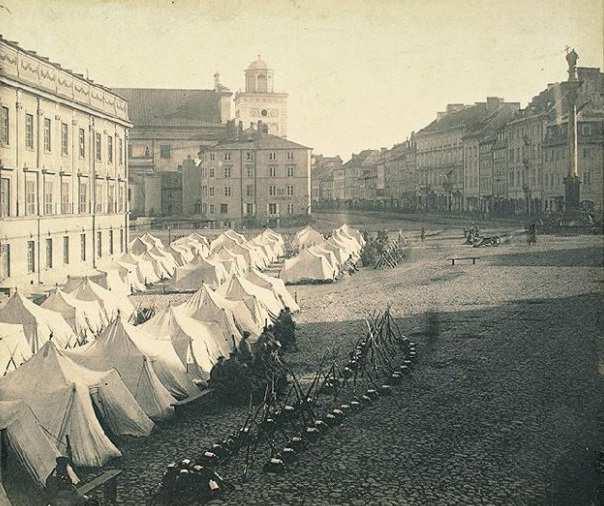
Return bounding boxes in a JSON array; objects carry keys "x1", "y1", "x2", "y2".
[
  {"x1": 214, "y1": 72, "x2": 221, "y2": 91},
  {"x1": 446, "y1": 103, "x2": 465, "y2": 113}
]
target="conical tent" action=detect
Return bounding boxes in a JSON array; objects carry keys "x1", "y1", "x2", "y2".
[
  {"x1": 140, "y1": 251, "x2": 171, "y2": 279},
  {"x1": 187, "y1": 232, "x2": 211, "y2": 249},
  {"x1": 224, "y1": 229, "x2": 247, "y2": 244},
  {"x1": 67, "y1": 278, "x2": 134, "y2": 321},
  {"x1": 41, "y1": 289, "x2": 107, "y2": 337},
  {"x1": 322, "y1": 239, "x2": 349, "y2": 264},
  {"x1": 173, "y1": 255, "x2": 226, "y2": 290},
  {"x1": 167, "y1": 245, "x2": 189, "y2": 267},
  {"x1": 140, "y1": 305, "x2": 222, "y2": 378},
  {"x1": 218, "y1": 247, "x2": 248, "y2": 273},
  {"x1": 308, "y1": 245, "x2": 341, "y2": 272},
  {"x1": 0, "y1": 400, "x2": 66, "y2": 488},
  {"x1": 114, "y1": 260, "x2": 147, "y2": 292},
  {"x1": 208, "y1": 252, "x2": 239, "y2": 277},
  {"x1": 246, "y1": 269, "x2": 300, "y2": 312},
  {"x1": 280, "y1": 249, "x2": 335, "y2": 284},
  {"x1": 339, "y1": 224, "x2": 365, "y2": 246},
  {"x1": 218, "y1": 275, "x2": 283, "y2": 327},
  {"x1": 0, "y1": 323, "x2": 32, "y2": 376},
  {"x1": 120, "y1": 252, "x2": 160, "y2": 285},
  {"x1": 333, "y1": 229, "x2": 362, "y2": 254},
  {"x1": 96, "y1": 265, "x2": 132, "y2": 295},
  {"x1": 0, "y1": 342, "x2": 154, "y2": 467},
  {"x1": 210, "y1": 233, "x2": 241, "y2": 253},
  {"x1": 292, "y1": 226, "x2": 323, "y2": 250},
  {"x1": 128, "y1": 325, "x2": 201, "y2": 400},
  {"x1": 139, "y1": 232, "x2": 164, "y2": 251},
  {"x1": 65, "y1": 318, "x2": 175, "y2": 420},
  {"x1": 148, "y1": 246, "x2": 178, "y2": 276},
  {"x1": 129, "y1": 237, "x2": 151, "y2": 256},
  {"x1": 0, "y1": 292, "x2": 75, "y2": 352}
]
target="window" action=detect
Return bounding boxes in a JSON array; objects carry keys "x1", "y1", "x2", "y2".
[
  {"x1": 95, "y1": 183, "x2": 104, "y2": 213},
  {"x1": 201, "y1": 185, "x2": 208, "y2": 196},
  {"x1": 144, "y1": 145, "x2": 150, "y2": 158},
  {"x1": 27, "y1": 241, "x2": 35, "y2": 273},
  {"x1": 44, "y1": 118, "x2": 51, "y2": 151},
  {"x1": 61, "y1": 181, "x2": 71, "y2": 214},
  {"x1": 160, "y1": 144, "x2": 171, "y2": 159},
  {"x1": 224, "y1": 186, "x2": 231, "y2": 197},
  {"x1": 210, "y1": 153, "x2": 215, "y2": 161},
  {"x1": 287, "y1": 203, "x2": 294, "y2": 215},
  {"x1": 0, "y1": 107, "x2": 8, "y2": 145},
  {"x1": 0, "y1": 177, "x2": 9, "y2": 217},
  {"x1": 80, "y1": 234, "x2": 86, "y2": 261},
  {"x1": 61, "y1": 123, "x2": 68, "y2": 155},
  {"x1": 268, "y1": 152, "x2": 276, "y2": 160},
  {"x1": 26, "y1": 179, "x2": 36, "y2": 215},
  {"x1": 96, "y1": 231, "x2": 102, "y2": 258},
  {"x1": 79, "y1": 128, "x2": 85, "y2": 157},
  {"x1": 209, "y1": 204, "x2": 215, "y2": 214},
  {"x1": 45, "y1": 238, "x2": 53, "y2": 269},
  {"x1": 44, "y1": 181, "x2": 54, "y2": 215},
  {"x1": 287, "y1": 185, "x2": 294, "y2": 196},
  {"x1": 107, "y1": 135, "x2": 113, "y2": 163},
  {"x1": 79, "y1": 180, "x2": 88, "y2": 213},
  {"x1": 0, "y1": 244, "x2": 10, "y2": 280},
  {"x1": 25, "y1": 114, "x2": 34, "y2": 149},
  {"x1": 108, "y1": 182, "x2": 115, "y2": 213},
  {"x1": 268, "y1": 203, "x2": 277, "y2": 215},
  {"x1": 209, "y1": 168, "x2": 215, "y2": 178},
  {"x1": 269, "y1": 185, "x2": 276, "y2": 196},
  {"x1": 118, "y1": 184, "x2": 124, "y2": 212},
  {"x1": 581, "y1": 124, "x2": 592, "y2": 136},
  {"x1": 118, "y1": 137, "x2": 123, "y2": 165},
  {"x1": 224, "y1": 152, "x2": 231, "y2": 161},
  {"x1": 224, "y1": 167, "x2": 231, "y2": 178},
  {"x1": 220, "y1": 203, "x2": 228, "y2": 214},
  {"x1": 287, "y1": 166, "x2": 295, "y2": 177},
  {"x1": 269, "y1": 166, "x2": 277, "y2": 177},
  {"x1": 209, "y1": 187, "x2": 215, "y2": 197},
  {"x1": 246, "y1": 166, "x2": 254, "y2": 178},
  {"x1": 120, "y1": 229, "x2": 124, "y2": 252},
  {"x1": 95, "y1": 133, "x2": 101, "y2": 161},
  {"x1": 109, "y1": 230, "x2": 114, "y2": 255},
  {"x1": 128, "y1": 144, "x2": 133, "y2": 158},
  {"x1": 246, "y1": 203, "x2": 254, "y2": 215},
  {"x1": 246, "y1": 152, "x2": 253, "y2": 161},
  {"x1": 287, "y1": 151, "x2": 294, "y2": 160},
  {"x1": 246, "y1": 184, "x2": 254, "y2": 197},
  {"x1": 63, "y1": 236, "x2": 69, "y2": 264}
]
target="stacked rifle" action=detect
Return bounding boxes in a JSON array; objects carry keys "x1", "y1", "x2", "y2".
[{"x1": 149, "y1": 305, "x2": 417, "y2": 504}]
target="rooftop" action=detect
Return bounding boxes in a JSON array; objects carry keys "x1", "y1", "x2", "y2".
[{"x1": 207, "y1": 126, "x2": 311, "y2": 151}]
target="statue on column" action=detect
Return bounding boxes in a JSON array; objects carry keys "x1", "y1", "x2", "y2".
[{"x1": 565, "y1": 47, "x2": 579, "y2": 81}]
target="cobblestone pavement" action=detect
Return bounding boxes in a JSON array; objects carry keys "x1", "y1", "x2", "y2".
[{"x1": 97, "y1": 233, "x2": 603, "y2": 505}]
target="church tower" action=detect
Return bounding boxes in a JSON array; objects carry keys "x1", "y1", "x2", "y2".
[{"x1": 234, "y1": 55, "x2": 288, "y2": 137}]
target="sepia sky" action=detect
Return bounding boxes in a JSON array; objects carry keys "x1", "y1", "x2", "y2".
[{"x1": 1, "y1": 0, "x2": 603, "y2": 158}]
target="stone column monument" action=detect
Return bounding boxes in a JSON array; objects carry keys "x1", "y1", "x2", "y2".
[{"x1": 563, "y1": 48, "x2": 581, "y2": 211}]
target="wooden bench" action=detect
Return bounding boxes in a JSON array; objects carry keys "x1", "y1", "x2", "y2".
[
  {"x1": 448, "y1": 256, "x2": 478, "y2": 266},
  {"x1": 77, "y1": 469, "x2": 121, "y2": 504},
  {"x1": 172, "y1": 389, "x2": 214, "y2": 412}
]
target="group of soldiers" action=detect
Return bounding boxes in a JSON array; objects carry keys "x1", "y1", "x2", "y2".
[{"x1": 208, "y1": 307, "x2": 296, "y2": 403}]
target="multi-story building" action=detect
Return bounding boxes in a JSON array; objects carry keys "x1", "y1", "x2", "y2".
[
  {"x1": 0, "y1": 36, "x2": 130, "y2": 290},
  {"x1": 114, "y1": 74, "x2": 232, "y2": 217},
  {"x1": 311, "y1": 154, "x2": 342, "y2": 208},
  {"x1": 193, "y1": 121, "x2": 310, "y2": 227},
  {"x1": 342, "y1": 150, "x2": 376, "y2": 208},
  {"x1": 383, "y1": 136, "x2": 417, "y2": 210},
  {"x1": 234, "y1": 56, "x2": 288, "y2": 138},
  {"x1": 416, "y1": 98, "x2": 515, "y2": 212}
]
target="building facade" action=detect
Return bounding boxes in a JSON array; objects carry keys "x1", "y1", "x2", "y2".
[
  {"x1": 311, "y1": 154, "x2": 342, "y2": 208},
  {"x1": 192, "y1": 122, "x2": 310, "y2": 227},
  {"x1": 114, "y1": 77, "x2": 231, "y2": 217},
  {"x1": 234, "y1": 56, "x2": 288, "y2": 138},
  {"x1": 0, "y1": 36, "x2": 130, "y2": 290}
]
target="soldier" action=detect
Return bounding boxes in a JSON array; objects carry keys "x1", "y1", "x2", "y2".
[
  {"x1": 420, "y1": 227, "x2": 425, "y2": 242},
  {"x1": 45, "y1": 456, "x2": 91, "y2": 505},
  {"x1": 238, "y1": 331, "x2": 254, "y2": 364}
]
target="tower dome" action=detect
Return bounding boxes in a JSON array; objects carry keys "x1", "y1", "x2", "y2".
[{"x1": 245, "y1": 55, "x2": 273, "y2": 93}]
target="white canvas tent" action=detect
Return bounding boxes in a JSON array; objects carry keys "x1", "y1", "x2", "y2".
[
  {"x1": 207, "y1": 252, "x2": 239, "y2": 277},
  {"x1": 96, "y1": 264, "x2": 133, "y2": 295},
  {"x1": 308, "y1": 245, "x2": 341, "y2": 273},
  {"x1": 0, "y1": 341, "x2": 154, "y2": 467},
  {"x1": 218, "y1": 275, "x2": 283, "y2": 327},
  {"x1": 65, "y1": 318, "x2": 175, "y2": 420},
  {"x1": 246, "y1": 269, "x2": 300, "y2": 312},
  {"x1": 339, "y1": 224, "x2": 366, "y2": 246},
  {"x1": 67, "y1": 278, "x2": 134, "y2": 321},
  {"x1": 280, "y1": 249, "x2": 335, "y2": 284},
  {"x1": 224, "y1": 229, "x2": 247, "y2": 244},
  {"x1": 140, "y1": 305, "x2": 222, "y2": 378},
  {"x1": 322, "y1": 239, "x2": 349, "y2": 264},
  {"x1": 148, "y1": 246, "x2": 178, "y2": 276},
  {"x1": 292, "y1": 226, "x2": 324, "y2": 250},
  {"x1": 218, "y1": 247, "x2": 248, "y2": 273},
  {"x1": 41, "y1": 289, "x2": 107, "y2": 337},
  {"x1": 209, "y1": 233, "x2": 241, "y2": 254},
  {"x1": 0, "y1": 323, "x2": 32, "y2": 376},
  {"x1": 112, "y1": 260, "x2": 147, "y2": 293},
  {"x1": 139, "y1": 232, "x2": 164, "y2": 251},
  {"x1": 0, "y1": 400, "x2": 66, "y2": 488},
  {"x1": 120, "y1": 252, "x2": 160, "y2": 285},
  {"x1": 140, "y1": 251, "x2": 172, "y2": 280},
  {"x1": 167, "y1": 245, "x2": 189, "y2": 267},
  {"x1": 172, "y1": 255, "x2": 227, "y2": 290},
  {"x1": 0, "y1": 292, "x2": 76, "y2": 352},
  {"x1": 129, "y1": 237, "x2": 152, "y2": 256}
]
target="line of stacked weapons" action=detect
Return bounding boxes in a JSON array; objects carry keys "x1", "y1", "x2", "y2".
[
  {"x1": 151, "y1": 306, "x2": 417, "y2": 503},
  {"x1": 374, "y1": 236, "x2": 407, "y2": 269}
]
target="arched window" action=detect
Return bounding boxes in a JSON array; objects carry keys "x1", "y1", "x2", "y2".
[
  {"x1": 144, "y1": 146, "x2": 150, "y2": 157},
  {"x1": 257, "y1": 74, "x2": 267, "y2": 92}
]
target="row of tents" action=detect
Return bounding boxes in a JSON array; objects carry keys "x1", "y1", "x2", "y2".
[
  {"x1": 0, "y1": 228, "x2": 298, "y2": 493},
  {"x1": 281, "y1": 224, "x2": 366, "y2": 284}
]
